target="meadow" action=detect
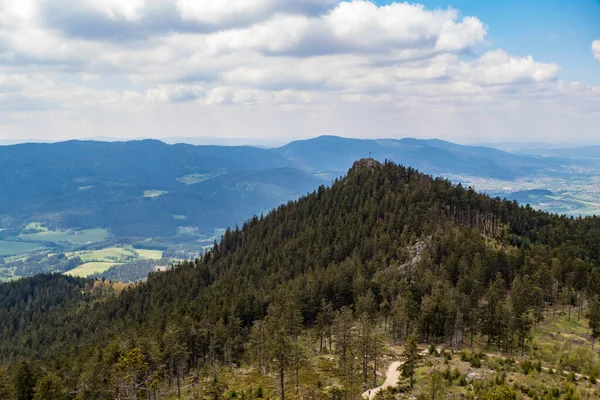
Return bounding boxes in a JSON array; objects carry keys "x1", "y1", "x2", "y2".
[
  {"x1": 135, "y1": 249, "x2": 163, "y2": 259},
  {"x1": 65, "y1": 262, "x2": 123, "y2": 277},
  {"x1": 0, "y1": 241, "x2": 44, "y2": 257},
  {"x1": 18, "y1": 228, "x2": 111, "y2": 244},
  {"x1": 64, "y1": 247, "x2": 164, "y2": 277}
]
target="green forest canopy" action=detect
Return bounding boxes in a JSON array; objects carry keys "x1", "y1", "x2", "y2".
[{"x1": 1, "y1": 159, "x2": 600, "y2": 399}]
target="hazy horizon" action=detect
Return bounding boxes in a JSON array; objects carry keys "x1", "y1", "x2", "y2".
[{"x1": 0, "y1": 135, "x2": 596, "y2": 150}]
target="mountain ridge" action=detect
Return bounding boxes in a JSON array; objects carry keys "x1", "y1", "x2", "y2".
[{"x1": 0, "y1": 135, "x2": 596, "y2": 245}]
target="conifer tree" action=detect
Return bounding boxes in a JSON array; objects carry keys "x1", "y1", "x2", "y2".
[
  {"x1": 264, "y1": 294, "x2": 303, "y2": 400},
  {"x1": 588, "y1": 296, "x2": 600, "y2": 350},
  {"x1": 14, "y1": 361, "x2": 36, "y2": 400},
  {"x1": 400, "y1": 335, "x2": 420, "y2": 389},
  {"x1": 333, "y1": 307, "x2": 360, "y2": 400}
]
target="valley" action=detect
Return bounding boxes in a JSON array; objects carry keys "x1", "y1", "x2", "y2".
[
  {"x1": 2, "y1": 136, "x2": 600, "y2": 283},
  {"x1": 445, "y1": 174, "x2": 600, "y2": 216}
]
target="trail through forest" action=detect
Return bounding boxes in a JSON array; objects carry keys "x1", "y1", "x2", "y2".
[{"x1": 362, "y1": 361, "x2": 401, "y2": 399}]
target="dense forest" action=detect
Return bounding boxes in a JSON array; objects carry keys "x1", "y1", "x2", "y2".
[{"x1": 1, "y1": 159, "x2": 600, "y2": 399}]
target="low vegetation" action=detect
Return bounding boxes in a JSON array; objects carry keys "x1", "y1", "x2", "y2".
[{"x1": 65, "y1": 261, "x2": 124, "y2": 277}]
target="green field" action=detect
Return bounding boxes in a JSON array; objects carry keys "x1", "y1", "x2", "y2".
[
  {"x1": 135, "y1": 249, "x2": 163, "y2": 259},
  {"x1": 67, "y1": 247, "x2": 134, "y2": 262},
  {"x1": 19, "y1": 228, "x2": 110, "y2": 244},
  {"x1": 0, "y1": 241, "x2": 44, "y2": 257},
  {"x1": 65, "y1": 262, "x2": 123, "y2": 277},
  {"x1": 64, "y1": 247, "x2": 163, "y2": 277},
  {"x1": 23, "y1": 222, "x2": 47, "y2": 232},
  {"x1": 67, "y1": 247, "x2": 163, "y2": 263}
]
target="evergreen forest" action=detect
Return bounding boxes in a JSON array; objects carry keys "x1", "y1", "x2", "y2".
[{"x1": 1, "y1": 159, "x2": 600, "y2": 399}]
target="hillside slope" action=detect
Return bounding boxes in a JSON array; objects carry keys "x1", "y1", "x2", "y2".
[{"x1": 1, "y1": 160, "x2": 600, "y2": 398}]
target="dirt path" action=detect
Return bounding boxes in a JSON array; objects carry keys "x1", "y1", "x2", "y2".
[{"x1": 361, "y1": 361, "x2": 401, "y2": 399}]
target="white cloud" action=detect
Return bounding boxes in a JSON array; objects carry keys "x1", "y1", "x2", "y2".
[
  {"x1": 0, "y1": 0, "x2": 596, "y2": 144},
  {"x1": 593, "y1": 40, "x2": 600, "y2": 63},
  {"x1": 207, "y1": 1, "x2": 486, "y2": 56},
  {"x1": 460, "y1": 50, "x2": 560, "y2": 85},
  {"x1": 177, "y1": 0, "x2": 336, "y2": 26},
  {"x1": 145, "y1": 84, "x2": 204, "y2": 102},
  {"x1": 70, "y1": 0, "x2": 149, "y2": 21}
]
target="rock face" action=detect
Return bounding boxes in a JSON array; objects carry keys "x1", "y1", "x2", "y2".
[
  {"x1": 350, "y1": 158, "x2": 382, "y2": 172},
  {"x1": 466, "y1": 372, "x2": 481, "y2": 382},
  {"x1": 397, "y1": 236, "x2": 432, "y2": 275}
]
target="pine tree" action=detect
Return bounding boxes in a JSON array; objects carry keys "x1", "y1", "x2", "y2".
[
  {"x1": 264, "y1": 295, "x2": 303, "y2": 400},
  {"x1": 333, "y1": 307, "x2": 360, "y2": 400},
  {"x1": 14, "y1": 361, "x2": 36, "y2": 400},
  {"x1": 422, "y1": 369, "x2": 447, "y2": 400},
  {"x1": 33, "y1": 374, "x2": 62, "y2": 400},
  {"x1": 588, "y1": 296, "x2": 600, "y2": 350},
  {"x1": 113, "y1": 348, "x2": 158, "y2": 400},
  {"x1": 0, "y1": 366, "x2": 14, "y2": 399},
  {"x1": 400, "y1": 335, "x2": 420, "y2": 389}
]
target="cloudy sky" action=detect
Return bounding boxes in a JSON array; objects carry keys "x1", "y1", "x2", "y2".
[{"x1": 0, "y1": 0, "x2": 599, "y2": 145}]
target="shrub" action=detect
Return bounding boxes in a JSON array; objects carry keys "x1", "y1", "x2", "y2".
[
  {"x1": 520, "y1": 360, "x2": 533, "y2": 375},
  {"x1": 429, "y1": 343, "x2": 437, "y2": 355}
]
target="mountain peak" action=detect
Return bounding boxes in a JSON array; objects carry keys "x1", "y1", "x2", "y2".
[{"x1": 350, "y1": 158, "x2": 382, "y2": 172}]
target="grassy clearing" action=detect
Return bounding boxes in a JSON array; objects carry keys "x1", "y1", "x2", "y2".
[
  {"x1": 65, "y1": 262, "x2": 123, "y2": 277},
  {"x1": 18, "y1": 228, "x2": 110, "y2": 244},
  {"x1": 66, "y1": 229, "x2": 111, "y2": 244},
  {"x1": 63, "y1": 246, "x2": 163, "y2": 277},
  {"x1": 68, "y1": 247, "x2": 135, "y2": 262},
  {"x1": 23, "y1": 222, "x2": 47, "y2": 232},
  {"x1": 67, "y1": 247, "x2": 162, "y2": 262},
  {"x1": 0, "y1": 241, "x2": 43, "y2": 257},
  {"x1": 135, "y1": 249, "x2": 163, "y2": 260}
]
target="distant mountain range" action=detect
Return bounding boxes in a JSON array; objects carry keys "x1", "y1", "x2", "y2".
[
  {"x1": 1, "y1": 135, "x2": 598, "y2": 240},
  {"x1": 275, "y1": 136, "x2": 590, "y2": 180}
]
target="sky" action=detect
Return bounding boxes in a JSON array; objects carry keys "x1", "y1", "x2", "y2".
[{"x1": 0, "y1": 0, "x2": 598, "y2": 145}]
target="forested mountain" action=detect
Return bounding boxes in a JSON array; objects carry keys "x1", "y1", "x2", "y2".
[
  {"x1": 1, "y1": 160, "x2": 600, "y2": 399},
  {"x1": 0, "y1": 140, "x2": 322, "y2": 237},
  {"x1": 276, "y1": 136, "x2": 579, "y2": 180},
  {"x1": 0, "y1": 136, "x2": 591, "y2": 241}
]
